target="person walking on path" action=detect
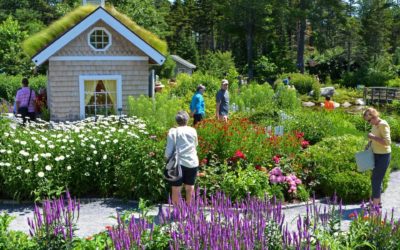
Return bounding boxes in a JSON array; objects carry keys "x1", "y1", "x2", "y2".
[
  {"x1": 15, "y1": 78, "x2": 36, "y2": 124},
  {"x1": 363, "y1": 108, "x2": 391, "y2": 208},
  {"x1": 165, "y1": 111, "x2": 199, "y2": 205},
  {"x1": 190, "y1": 85, "x2": 206, "y2": 126},
  {"x1": 216, "y1": 79, "x2": 229, "y2": 122}
]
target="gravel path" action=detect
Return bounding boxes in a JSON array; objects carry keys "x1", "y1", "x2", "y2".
[{"x1": 2, "y1": 171, "x2": 400, "y2": 238}]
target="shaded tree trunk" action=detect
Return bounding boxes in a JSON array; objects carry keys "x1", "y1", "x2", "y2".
[{"x1": 296, "y1": 0, "x2": 306, "y2": 73}]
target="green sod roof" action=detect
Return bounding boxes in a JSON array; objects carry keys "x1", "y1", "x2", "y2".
[{"x1": 22, "y1": 5, "x2": 168, "y2": 58}]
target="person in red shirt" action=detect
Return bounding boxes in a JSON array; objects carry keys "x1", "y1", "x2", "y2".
[{"x1": 324, "y1": 96, "x2": 334, "y2": 110}]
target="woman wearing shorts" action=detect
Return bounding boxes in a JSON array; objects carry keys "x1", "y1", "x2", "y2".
[{"x1": 165, "y1": 111, "x2": 199, "y2": 205}]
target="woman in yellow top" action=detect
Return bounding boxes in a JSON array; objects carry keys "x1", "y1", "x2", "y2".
[{"x1": 363, "y1": 108, "x2": 391, "y2": 208}]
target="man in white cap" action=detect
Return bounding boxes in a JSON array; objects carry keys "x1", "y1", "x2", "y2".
[{"x1": 216, "y1": 79, "x2": 229, "y2": 122}]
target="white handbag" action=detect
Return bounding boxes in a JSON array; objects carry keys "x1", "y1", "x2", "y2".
[{"x1": 355, "y1": 145, "x2": 374, "y2": 172}]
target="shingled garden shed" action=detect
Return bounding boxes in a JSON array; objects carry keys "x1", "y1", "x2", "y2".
[{"x1": 23, "y1": 5, "x2": 166, "y2": 121}]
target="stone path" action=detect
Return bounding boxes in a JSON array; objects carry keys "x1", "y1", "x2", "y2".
[{"x1": 2, "y1": 171, "x2": 400, "y2": 238}]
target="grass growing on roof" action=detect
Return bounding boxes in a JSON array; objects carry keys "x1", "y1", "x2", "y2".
[{"x1": 22, "y1": 4, "x2": 168, "y2": 58}]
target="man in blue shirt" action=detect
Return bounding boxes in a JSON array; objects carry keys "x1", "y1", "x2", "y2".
[{"x1": 190, "y1": 84, "x2": 206, "y2": 126}]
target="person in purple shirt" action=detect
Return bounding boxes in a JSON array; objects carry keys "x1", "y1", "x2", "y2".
[{"x1": 15, "y1": 78, "x2": 36, "y2": 123}]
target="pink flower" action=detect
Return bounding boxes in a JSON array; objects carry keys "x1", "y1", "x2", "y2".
[
  {"x1": 276, "y1": 176, "x2": 284, "y2": 183},
  {"x1": 234, "y1": 150, "x2": 246, "y2": 160},
  {"x1": 269, "y1": 175, "x2": 277, "y2": 184},
  {"x1": 301, "y1": 140, "x2": 310, "y2": 149},
  {"x1": 272, "y1": 155, "x2": 281, "y2": 164}
]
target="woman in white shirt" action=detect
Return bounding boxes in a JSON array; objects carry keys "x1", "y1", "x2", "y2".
[{"x1": 165, "y1": 111, "x2": 199, "y2": 205}]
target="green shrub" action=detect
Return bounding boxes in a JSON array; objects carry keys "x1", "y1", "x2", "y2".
[
  {"x1": 274, "y1": 83, "x2": 301, "y2": 111},
  {"x1": 198, "y1": 50, "x2": 238, "y2": 80},
  {"x1": 230, "y1": 83, "x2": 275, "y2": 111},
  {"x1": 220, "y1": 166, "x2": 270, "y2": 201},
  {"x1": 390, "y1": 145, "x2": 400, "y2": 171},
  {"x1": 170, "y1": 72, "x2": 222, "y2": 98},
  {"x1": 385, "y1": 115, "x2": 400, "y2": 142},
  {"x1": 282, "y1": 109, "x2": 361, "y2": 144},
  {"x1": 275, "y1": 73, "x2": 319, "y2": 95},
  {"x1": 298, "y1": 135, "x2": 372, "y2": 202},
  {"x1": 326, "y1": 172, "x2": 371, "y2": 203},
  {"x1": 386, "y1": 78, "x2": 400, "y2": 87},
  {"x1": 127, "y1": 92, "x2": 185, "y2": 131},
  {"x1": 0, "y1": 75, "x2": 47, "y2": 102}
]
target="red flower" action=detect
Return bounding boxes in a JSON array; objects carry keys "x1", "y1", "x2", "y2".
[
  {"x1": 301, "y1": 140, "x2": 310, "y2": 149},
  {"x1": 234, "y1": 150, "x2": 246, "y2": 160},
  {"x1": 105, "y1": 225, "x2": 113, "y2": 231},
  {"x1": 201, "y1": 158, "x2": 208, "y2": 165},
  {"x1": 255, "y1": 165, "x2": 262, "y2": 170},
  {"x1": 272, "y1": 155, "x2": 281, "y2": 164},
  {"x1": 295, "y1": 131, "x2": 304, "y2": 139}
]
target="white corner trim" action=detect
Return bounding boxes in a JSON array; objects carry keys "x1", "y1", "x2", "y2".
[
  {"x1": 79, "y1": 74, "x2": 122, "y2": 119},
  {"x1": 50, "y1": 56, "x2": 148, "y2": 61},
  {"x1": 87, "y1": 27, "x2": 112, "y2": 52},
  {"x1": 32, "y1": 8, "x2": 165, "y2": 66}
]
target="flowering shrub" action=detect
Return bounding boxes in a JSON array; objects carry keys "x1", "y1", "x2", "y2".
[
  {"x1": 0, "y1": 116, "x2": 167, "y2": 201},
  {"x1": 27, "y1": 191, "x2": 79, "y2": 249},
  {"x1": 196, "y1": 118, "x2": 307, "y2": 166}
]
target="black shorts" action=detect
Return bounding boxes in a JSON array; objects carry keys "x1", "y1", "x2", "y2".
[
  {"x1": 170, "y1": 165, "x2": 198, "y2": 186},
  {"x1": 193, "y1": 114, "x2": 203, "y2": 126}
]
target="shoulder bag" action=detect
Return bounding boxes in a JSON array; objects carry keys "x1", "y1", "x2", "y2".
[
  {"x1": 355, "y1": 142, "x2": 374, "y2": 172},
  {"x1": 164, "y1": 129, "x2": 182, "y2": 182}
]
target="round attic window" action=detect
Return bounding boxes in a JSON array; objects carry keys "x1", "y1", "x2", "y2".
[{"x1": 88, "y1": 27, "x2": 111, "y2": 51}]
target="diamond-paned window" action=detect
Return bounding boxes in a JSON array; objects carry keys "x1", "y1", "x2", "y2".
[{"x1": 88, "y1": 28, "x2": 111, "y2": 51}]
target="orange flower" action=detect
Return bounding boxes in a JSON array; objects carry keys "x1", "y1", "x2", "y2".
[
  {"x1": 348, "y1": 212, "x2": 356, "y2": 219},
  {"x1": 363, "y1": 215, "x2": 369, "y2": 220},
  {"x1": 197, "y1": 172, "x2": 206, "y2": 177},
  {"x1": 86, "y1": 236, "x2": 93, "y2": 241}
]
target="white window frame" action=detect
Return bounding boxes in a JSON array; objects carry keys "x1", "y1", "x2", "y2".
[
  {"x1": 79, "y1": 75, "x2": 122, "y2": 119},
  {"x1": 88, "y1": 27, "x2": 112, "y2": 51}
]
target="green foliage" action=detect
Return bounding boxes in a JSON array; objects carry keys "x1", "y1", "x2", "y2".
[
  {"x1": 220, "y1": 166, "x2": 270, "y2": 201},
  {"x1": 0, "y1": 17, "x2": 32, "y2": 75},
  {"x1": 198, "y1": 51, "x2": 239, "y2": 80},
  {"x1": 231, "y1": 83, "x2": 275, "y2": 111},
  {"x1": 0, "y1": 212, "x2": 37, "y2": 249},
  {"x1": 170, "y1": 71, "x2": 223, "y2": 99},
  {"x1": 386, "y1": 78, "x2": 400, "y2": 87},
  {"x1": 327, "y1": 172, "x2": 371, "y2": 203},
  {"x1": 390, "y1": 144, "x2": 400, "y2": 171},
  {"x1": 254, "y1": 56, "x2": 278, "y2": 80},
  {"x1": 384, "y1": 114, "x2": 400, "y2": 142},
  {"x1": 156, "y1": 55, "x2": 176, "y2": 79},
  {"x1": 23, "y1": 5, "x2": 168, "y2": 57},
  {"x1": 0, "y1": 74, "x2": 47, "y2": 102},
  {"x1": 127, "y1": 92, "x2": 185, "y2": 131},
  {"x1": 282, "y1": 109, "x2": 361, "y2": 144},
  {"x1": 275, "y1": 73, "x2": 319, "y2": 95},
  {"x1": 293, "y1": 184, "x2": 309, "y2": 202},
  {"x1": 298, "y1": 135, "x2": 374, "y2": 202},
  {"x1": 347, "y1": 211, "x2": 400, "y2": 249},
  {"x1": 274, "y1": 83, "x2": 301, "y2": 111}
]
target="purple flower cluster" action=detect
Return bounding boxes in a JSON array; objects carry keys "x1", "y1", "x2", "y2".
[
  {"x1": 109, "y1": 190, "x2": 346, "y2": 249},
  {"x1": 109, "y1": 213, "x2": 154, "y2": 250},
  {"x1": 269, "y1": 167, "x2": 302, "y2": 193},
  {"x1": 27, "y1": 191, "x2": 80, "y2": 242}
]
